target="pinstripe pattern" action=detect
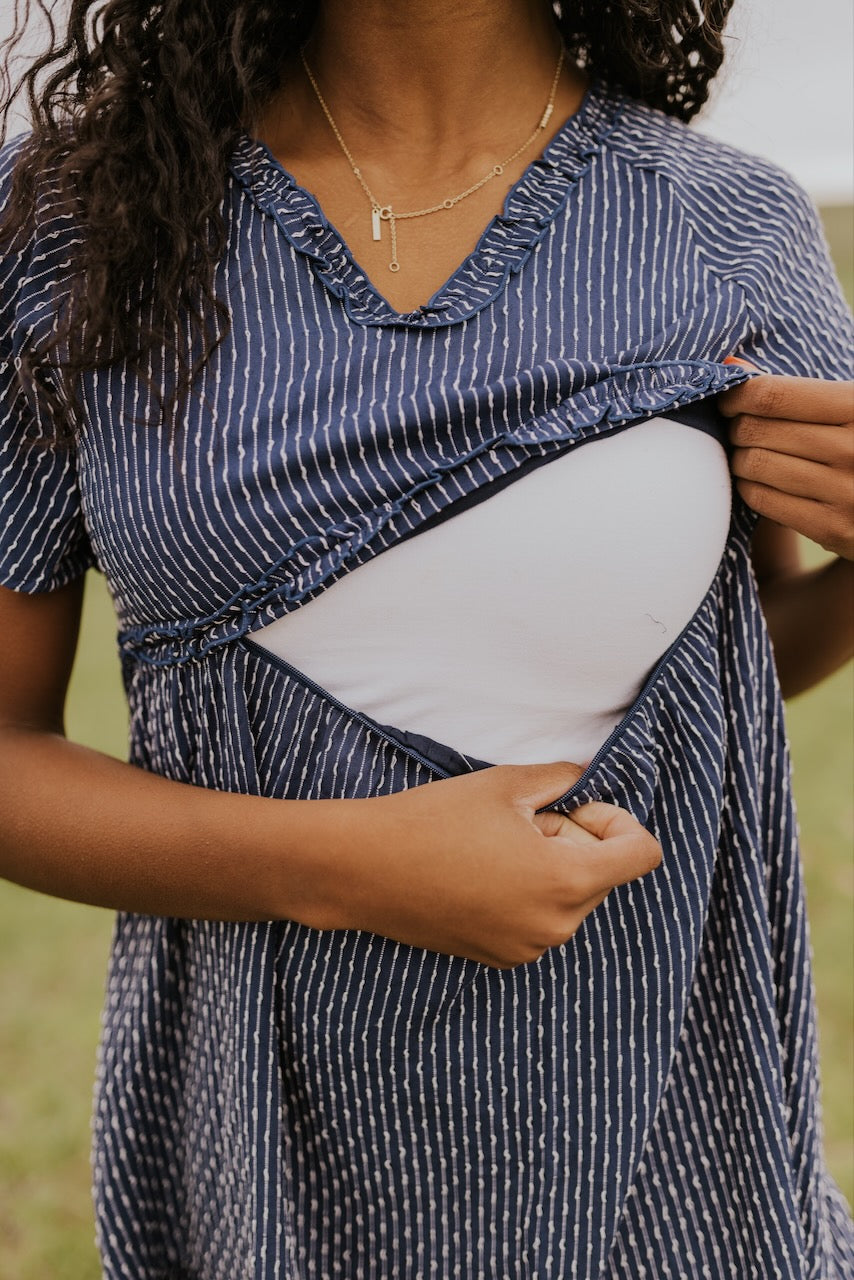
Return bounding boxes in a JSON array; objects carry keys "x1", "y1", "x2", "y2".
[{"x1": 2, "y1": 74, "x2": 853, "y2": 1278}]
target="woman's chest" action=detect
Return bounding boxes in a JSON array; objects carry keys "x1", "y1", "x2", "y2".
[
  {"x1": 251, "y1": 416, "x2": 733, "y2": 765},
  {"x1": 74, "y1": 207, "x2": 753, "y2": 644}
]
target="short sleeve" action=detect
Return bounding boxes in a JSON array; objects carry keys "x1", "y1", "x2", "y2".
[
  {"x1": 730, "y1": 169, "x2": 854, "y2": 381},
  {"x1": 0, "y1": 133, "x2": 95, "y2": 593}
]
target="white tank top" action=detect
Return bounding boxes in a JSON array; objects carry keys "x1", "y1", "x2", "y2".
[{"x1": 252, "y1": 415, "x2": 732, "y2": 765}]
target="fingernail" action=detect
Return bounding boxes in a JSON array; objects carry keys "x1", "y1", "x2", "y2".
[{"x1": 722, "y1": 355, "x2": 758, "y2": 369}]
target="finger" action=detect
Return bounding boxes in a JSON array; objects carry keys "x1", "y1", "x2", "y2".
[
  {"x1": 722, "y1": 356, "x2": 761, "y2": 372},
  {"x1": 565, "y1": 886, "x2": 613, "y2": 928},
  {"x1": 717, "y1": 372, "x2": 854, "y2": 424},
  {"x1": 558, "y1": 830, "x2": 663, "y2": 899},
  {"x1": 731, "y1": 447, "x2": 851, "y2": 504},
  {"x1": 586, "y1": 888, "x2": 611, "y2": 913},
  {"x1": 565, "y1": 800, "x2": 649, "y2": 842},
  {"x1": 729, "y1": 418, "x2": 854, "y2": 466},
  {"x1": 553, "y1": 802, "x2": 662, "y2": 897},
  {"x1": 532, "y1": 809, "x2": 601, "y2": 845},
  {"x1": 733, "y1": 480, "x2": 852, "y2": 555},
  {"x1": 579, "y1": 887, "x2": 612, "y2": 917}
]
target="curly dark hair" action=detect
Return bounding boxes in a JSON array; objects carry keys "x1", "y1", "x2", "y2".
[{"x1": 0, "y1": 0, "x2": 734, "y2": 440}]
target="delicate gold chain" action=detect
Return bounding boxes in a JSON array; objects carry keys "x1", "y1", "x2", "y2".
[{"x1": 299, "y1": 43, "x2": 565, "y2": 273}]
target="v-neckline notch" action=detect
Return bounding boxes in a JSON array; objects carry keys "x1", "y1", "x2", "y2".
[{"x1": 229, "y1": 75, "x2": 624, "y2": 328}]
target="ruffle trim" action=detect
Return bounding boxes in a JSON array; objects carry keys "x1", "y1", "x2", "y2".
[
  {"x1": 117, "y1": 359, "x2": 757, "y2": 669},
  {"x1": 228, "y1": 77, "x2": 625, "y2": 328}
]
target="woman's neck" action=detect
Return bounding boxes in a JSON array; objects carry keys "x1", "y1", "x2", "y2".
[{"x1": 258, "y1": 0, "x2": 586, "y2": 176}]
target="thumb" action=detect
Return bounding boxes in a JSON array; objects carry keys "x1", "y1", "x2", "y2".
[
  {"x1": 532, "y1": 809, "x2": 602, "y2": 844},
  {"x1": 560, "y1": 801, "x2": 664, "y2": 885},
  {"x1": 722, "y1": 354, "x2": 762, "y2": 372}
]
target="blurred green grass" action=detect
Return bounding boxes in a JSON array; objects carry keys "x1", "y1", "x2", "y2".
[{"x1": 1, "y1": 207, "x2": 853, "y2": 1278}]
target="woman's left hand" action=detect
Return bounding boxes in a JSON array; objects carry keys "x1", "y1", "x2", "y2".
[{"x1": 716, "y1": 357, "x2": 854, "y2": 561}]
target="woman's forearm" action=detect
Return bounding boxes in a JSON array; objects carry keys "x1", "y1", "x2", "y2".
[
  {"x1": 759, "y1": 555, "x2": 854, "y2": 699},
  {"x1": 0, "y1": 726, "x2": 665, "y2": 973},
  {"x1": 0, "y1": 726, "x2": 359, "y2": 925}
]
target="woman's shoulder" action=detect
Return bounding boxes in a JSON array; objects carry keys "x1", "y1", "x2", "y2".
[
  {"x1": 0, "y1": 129, "x2": 81, "y2": 343},
  {"x1": 0, "y1": 129, "x2": 29, "y2": 178},
  {"x1": 600, "y1": 84, "x2": 853, "y2": 381},
  {"x1": 603, "y1": 83, "x2": 815, "y2": 227},
  {"x1": 0, "y1": 133, "x2": 36, "y2": 341},
  {"x1": 0, "y1": 127, "x2": 81, "y2": 230}
]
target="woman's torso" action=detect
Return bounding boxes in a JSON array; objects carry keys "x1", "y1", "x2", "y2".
[
  {"x1": 7, "y1": 70, "x2": 853, "y2": 1279},
  {"x1": 252, "y1": 414, "x2": 733, "y2": 764}
]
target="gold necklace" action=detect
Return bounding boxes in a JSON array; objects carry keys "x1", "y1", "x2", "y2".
[{"x1": 299, "y1": 43, "x2": 566, "y2": 274}]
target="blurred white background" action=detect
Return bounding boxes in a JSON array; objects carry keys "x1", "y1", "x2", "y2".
[
  {"x1": 696, "y1": 0, "x2": 854, "y2": 203},
  {"x1": 1, "y1": 0, "x2": 853, "y2": 203}
]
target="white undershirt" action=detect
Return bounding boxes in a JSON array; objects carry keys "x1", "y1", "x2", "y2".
[{"x1": 252, "y1": 416, "x2": 732, "y2": 765}]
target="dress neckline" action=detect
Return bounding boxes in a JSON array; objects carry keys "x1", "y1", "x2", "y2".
[{"x1": 228, "y1": 75, "x2": 625, "y2": 328}]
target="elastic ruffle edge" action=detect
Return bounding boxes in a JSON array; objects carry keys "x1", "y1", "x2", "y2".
[
  {"x1": 227, "y1": 77, "x2": 626, "y2": 329},
  {"x1": 117, "y1": 359, "x2": 757, "y2": 669}
]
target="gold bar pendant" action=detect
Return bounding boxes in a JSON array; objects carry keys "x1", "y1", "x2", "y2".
[{"x1": 371, "y1": 208, "x2": 382, "y2": 241}]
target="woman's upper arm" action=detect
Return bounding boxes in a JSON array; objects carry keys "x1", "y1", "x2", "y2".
[{"x1": 0, "y1": 577, "x2": 84, "y2": 734}]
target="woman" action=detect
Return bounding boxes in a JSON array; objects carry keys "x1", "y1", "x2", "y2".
[{"x1": 1, "y1": 0, "x2": 852, "y2": 1276}]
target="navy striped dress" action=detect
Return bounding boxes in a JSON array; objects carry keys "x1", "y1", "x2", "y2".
[{"x1": 2, "y1": 77, "x2": 854, "y2": 1279}]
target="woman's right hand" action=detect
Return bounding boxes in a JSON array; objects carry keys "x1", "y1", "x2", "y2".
[
  {"x1": 326, "y1": 762, "x2": 662, "y2": 971},
  {"x1": 0, "y1": 581, "x2": 659, "y2": 939}
]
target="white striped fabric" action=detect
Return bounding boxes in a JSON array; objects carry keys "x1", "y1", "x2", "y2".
[{"x1": 1, "y1": 73, "x2": 853, "y2": 1279}]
